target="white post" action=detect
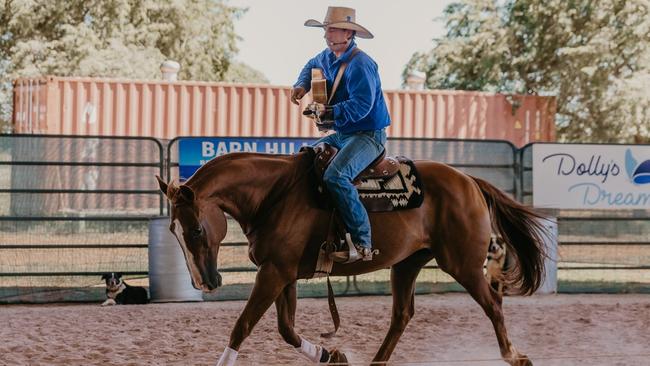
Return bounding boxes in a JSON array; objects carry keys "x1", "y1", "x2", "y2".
[
  {"x1": 537, "y1": 217, "x2": 558, "y2": 294},
  {"x1": 405, "y1": 71, "x2": 426, "y2": 90},
  {"x1": 160, "y1": 60, "x2": 181, "y2": 81}
]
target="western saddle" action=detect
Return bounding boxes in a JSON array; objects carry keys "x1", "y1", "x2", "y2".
[{"x1": 311, "y1": 143, "x2": 400, "y2": 185}]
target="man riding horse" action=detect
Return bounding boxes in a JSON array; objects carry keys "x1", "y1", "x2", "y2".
[
  {"x1": 291, "y1": 6, "x2": 390, "y2": 263},
  {"x1": 156, "y1": 5, "x2": 548, "y2": 366}
]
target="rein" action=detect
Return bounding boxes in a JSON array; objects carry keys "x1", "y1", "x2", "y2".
[{"x1": 321, "y1": 209, "x2": 341, "y2": 338}]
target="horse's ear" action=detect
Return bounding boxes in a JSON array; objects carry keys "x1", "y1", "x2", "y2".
[
  {"x1": 179, "y1": 185, "x2": 195, "y2": 203},
  {"x1": 155, "y1": 175, "x2": 168, "y2": 195}
]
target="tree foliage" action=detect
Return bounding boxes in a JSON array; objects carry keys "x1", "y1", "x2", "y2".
[
  {"x1": 0, "y1": 0, "x2": 268, "y2": 130},
  {"x1": 224, "y1": 62, "x2": 269, "y2": 84},
  {"x1": 406, "y1": 0, "x2": 650, "y2": 143}
]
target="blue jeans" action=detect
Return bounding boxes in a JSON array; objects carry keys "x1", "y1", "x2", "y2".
[{"x1": 313, "y1": 129, "x2": 387, "y2": 248}]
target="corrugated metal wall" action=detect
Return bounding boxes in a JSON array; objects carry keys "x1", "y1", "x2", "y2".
[{"x1": 12, "y1": 76, "x2": 556, "y2": 146}]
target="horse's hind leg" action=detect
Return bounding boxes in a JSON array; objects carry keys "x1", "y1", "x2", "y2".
[
  {"x1": 453, "y1": 269, "x2": 532, "y2": 366},
  {"x1": 372, "y1": 249, "x2": 433, "y2": 363},
  {"x1": 275, "y1": 281, "x2": 346, "y2": 364}
]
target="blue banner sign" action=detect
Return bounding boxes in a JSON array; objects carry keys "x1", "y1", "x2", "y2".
[{"x1": 178, "y1": 137, "x2": 316, "y2": 180}]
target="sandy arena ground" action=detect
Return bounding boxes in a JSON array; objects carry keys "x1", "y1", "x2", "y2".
[{"x1": 1, "y1": 293, "x2": 649, "y2": 366}]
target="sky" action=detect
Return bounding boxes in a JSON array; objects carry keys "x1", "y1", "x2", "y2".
[{"x1": 228, "y1": 0, "x2": 453, "y2": 90}]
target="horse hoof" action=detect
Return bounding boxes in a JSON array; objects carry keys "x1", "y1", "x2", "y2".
[
  {"x1": 513, "y1": 355, "x2": 532, "y2": 366},
  {"x1": 327, "y1": 348, "x2": 348, "y2": 364}
]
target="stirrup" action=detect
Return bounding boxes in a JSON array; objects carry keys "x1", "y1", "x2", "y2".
[{"x1": 329, "y1": 234, "x2": 377, "y2": 264}]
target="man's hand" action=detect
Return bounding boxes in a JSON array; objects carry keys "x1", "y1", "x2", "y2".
[
  {"x1": 291, "y1": 87, "x2": 306, "y2": 105},
  {"x1": 302, "y1": 102, "x2": 325, "y2": 119},
  {"x1": 302, "y1": 103, "x2": 333, "y2": 120},
  {"x1": 303, "y1": 103, "x2": 335, "y2": 131}
]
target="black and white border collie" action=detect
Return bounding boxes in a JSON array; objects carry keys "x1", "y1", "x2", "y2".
[{"x1": 101, "y1": 273, "x2": 149, "y2": 306}]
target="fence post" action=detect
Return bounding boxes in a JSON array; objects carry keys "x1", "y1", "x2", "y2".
[{"x1": 537, "y1": 217, "x2": 558, "y2": 294}]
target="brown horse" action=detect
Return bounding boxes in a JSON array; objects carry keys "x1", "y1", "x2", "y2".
[{"x1": 156, "y1": 149, "x2": 547, "y2": 366}]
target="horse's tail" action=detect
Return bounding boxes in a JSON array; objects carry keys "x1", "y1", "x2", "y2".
[{"x1": 472, "y1": 176, "x2": 548, "y2": 295}]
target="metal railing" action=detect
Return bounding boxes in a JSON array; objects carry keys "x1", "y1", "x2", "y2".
[
  {"x1": 519, "y1": 143, "x2": 650, "y2": 292},
  {"x1": 0, "y1": 135, "x2": 165, "y2": 302},
  {"x1": 1, "y1": 134, "x2": 648, "y2": 302}
]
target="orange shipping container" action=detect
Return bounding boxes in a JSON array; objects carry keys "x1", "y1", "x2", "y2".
[{"x1": 12, "y1": 76, "x2": 555, "y2": 146}]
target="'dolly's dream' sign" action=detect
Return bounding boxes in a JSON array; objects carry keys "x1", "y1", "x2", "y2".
[{"x1": 533, "y1": 144, "x2": 650, "y2": 209}]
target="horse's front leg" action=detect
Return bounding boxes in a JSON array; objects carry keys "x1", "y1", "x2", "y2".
[
  {"x1": 275, "y1": 281, "x2": 346, "y2": 364},
  {"x1": 216, "y1": 264, "x2": 288, "y2": 366}
]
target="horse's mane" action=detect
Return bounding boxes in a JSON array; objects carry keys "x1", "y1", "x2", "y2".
[
  {"x1": 183, "y1": 151, "x2": 312, "y2": 194},
  {"x1": 189, "y1": 152, "x2": 293, "y2": 180}
]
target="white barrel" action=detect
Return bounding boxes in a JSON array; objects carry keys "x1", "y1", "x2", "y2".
[
  {"x1": 148, "y1": 217, "x2": 203, "y2": 302},
  {"x1": 537, "y1": 217, "x2": 558, "y2": 294}
]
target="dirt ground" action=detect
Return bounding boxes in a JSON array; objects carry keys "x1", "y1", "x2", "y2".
[{"x1": 1, "y1": 293, "x2": 649, "y2": 366}]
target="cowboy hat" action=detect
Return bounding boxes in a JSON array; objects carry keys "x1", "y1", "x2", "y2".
[{"x1": 304, "y1": 6, "x2": 374, "y2": 39}]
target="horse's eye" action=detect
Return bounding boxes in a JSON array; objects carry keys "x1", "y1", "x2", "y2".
[{"x1": 191, "y1": 226, "x2": 203, "y2": 238}]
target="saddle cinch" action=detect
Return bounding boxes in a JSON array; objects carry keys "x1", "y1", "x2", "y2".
[{"x1": 303, "y1": 143, "x2": 424, "y2": 212}]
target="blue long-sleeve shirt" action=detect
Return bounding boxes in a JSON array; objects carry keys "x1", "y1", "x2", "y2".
[{"x1": 294, "y1": 41, "x2": 391, "y2": 134}]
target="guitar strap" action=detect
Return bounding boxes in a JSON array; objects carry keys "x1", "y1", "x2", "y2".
[{"x1": 327, "y1": 47, "x2": 361, "y2": 105}]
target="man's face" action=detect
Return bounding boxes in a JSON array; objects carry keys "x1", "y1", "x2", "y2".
[{"x1": 324, "y1": 26, "x2": 353, "y2": 53}]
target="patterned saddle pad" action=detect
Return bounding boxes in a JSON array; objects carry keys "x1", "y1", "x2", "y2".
[
  {"x1": 305, "y1": 144, "x2": 424, "y2": 212},
  {"x1": 355, "y1": 157, "x2": 424, "y2": 212}
]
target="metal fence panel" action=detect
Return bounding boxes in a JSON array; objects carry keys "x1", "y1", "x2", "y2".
[
  {"x1": 521, "y1": 144, "x2": 650, "y2": 292},
  {"x1": 385, "y1": 138, "x2": 518, "y2": 195},
  {"x1": 166, "y1": 137, "x2": 518, "y2": 300},
  {"x1": 2, "y1": 136, "x2": 647, "y2": 303},
  {"x1": 0, "y1": 135, "x2": 164, "y2": 303},
  {"x1": 166, "y1": 137, "x2": 518, "y2": 193}
]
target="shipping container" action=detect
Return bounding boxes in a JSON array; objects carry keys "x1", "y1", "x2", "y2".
[{"x1": 12, "y1": 76, "x2": 555, "y2": 146}]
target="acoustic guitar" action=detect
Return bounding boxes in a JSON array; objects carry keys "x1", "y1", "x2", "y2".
[
  {"x1": 306, "y1": 68, "x2": 331, "y2": 131},
  {"x1": 310, "y1": 68, "x2": 328, "y2": 104},
  {"x1": 309, "y1": 48, "x2": 360, "y2": 106}
]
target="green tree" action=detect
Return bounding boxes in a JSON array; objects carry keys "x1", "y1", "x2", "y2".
[
  {"x1": 0, "y1": 0, "x2": 268, "y2": 131},
  {"x1": 406, "y1": 0, "x2": 650, "y2": 143},
  {"x1": 224, "y1": 62, "x2": 269, "y2": 84}
]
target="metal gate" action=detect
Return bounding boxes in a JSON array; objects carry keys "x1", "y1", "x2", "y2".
[{"x1": 0, "y1": 135, "x2": 165, "y2": 303}]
